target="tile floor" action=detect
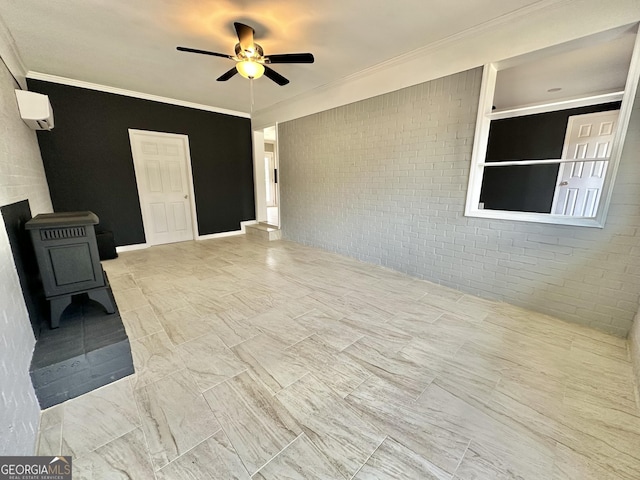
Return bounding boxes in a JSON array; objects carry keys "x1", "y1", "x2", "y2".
[{"x1": 35, "y1": 235, "x2": 640, "y2": 479}]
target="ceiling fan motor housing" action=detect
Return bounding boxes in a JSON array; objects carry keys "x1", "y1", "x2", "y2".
[{"x1": 235, "y1": 43, "x2": 264, "y2": 61}]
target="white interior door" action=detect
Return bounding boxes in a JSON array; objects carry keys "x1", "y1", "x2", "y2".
[
  {"x1": 129, "y1": 130, "x2": 196, "y2": 246},
  {"x1": 551, "y1": 109, "x2": 619, "y2": 217}
]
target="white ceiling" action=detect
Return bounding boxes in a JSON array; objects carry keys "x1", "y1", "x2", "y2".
[
  {"x1": 494, "y1": 25, "x2": 637, "y2": 110},
  {"x1": 0, "y1": 0, "x2": 551, "y2": 114}
]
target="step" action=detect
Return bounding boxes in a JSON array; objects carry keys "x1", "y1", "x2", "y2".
[{"x1": 245, "y1": 222, "x2": 282, "y2": 241}]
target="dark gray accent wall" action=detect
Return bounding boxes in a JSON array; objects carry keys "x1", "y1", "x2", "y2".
[{"x1": 28, "y1": 79, "x2": 255, "y2": 246}]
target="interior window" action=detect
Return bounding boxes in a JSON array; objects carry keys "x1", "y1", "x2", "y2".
[{"x1": 465, "y1": 24, "x2": 640, "y2": 227}]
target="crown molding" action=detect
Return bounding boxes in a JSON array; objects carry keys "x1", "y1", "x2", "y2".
[
  {"x1": 26, "y1": 71, "x2": 251, "y2": 118},
  {"x1": 0, "y1": 15, "x2": 28, "y2": 88}
]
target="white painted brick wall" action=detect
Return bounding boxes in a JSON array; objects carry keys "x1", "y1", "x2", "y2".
[
  {"x1": 0, "y1": 60, "x2": 52, "y2": 454},
  {"x1": 279, "y1": 68, "x2": 640, "y2": 337}
]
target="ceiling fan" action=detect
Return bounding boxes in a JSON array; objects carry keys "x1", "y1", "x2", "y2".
[{"x1": 177, "y1": 22, "x2": 314, "y2": 86}]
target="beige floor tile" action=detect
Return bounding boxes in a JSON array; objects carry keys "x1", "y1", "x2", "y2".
[
  {"x1": 418, "y1": 293, "x2": 490, "y2": 323},
  {"x1": 230, "y1": 287, "x2": 289, "y2": 315},
  {"x1": 417, "y1": 384, "x2": 555, "y2": 479},
  {"x1": 176, "y1": 332, "x2": 246, "y2": 392},
  {"x1": 72, "y1": 428, "x2": 155, "y2": 480},
  {"x1": 61, "y1": 378, "x2": 140, "y2": 458},
  {"x1": 294, "y1": 309, "x2": 363, "y2": 351},
  {"x1": 156, "y1": 430, "x2": 251, "y2": 480},
  {"x1": 552, "y1": 442, "x2": 628, "y2": 480},
  {"x1": 346, "y1": 375, "x2": 470, "y2": 475},
  {"x1": 354, "y1": 436, "x2": 452, "y2": 480},
  {"x1": 232, "y1": 333, "x2": 309, "y2": 394},
  {"x1": 120, "y1": 305, "x2": 164, "y2": 340},
  {"x1": 560, "y1": 391, "x2": 640, "y2": 463},
  {"x1": 134, "y1": 273, "x2": 177, "y2": 294},
  {"x1": 387, "y1": 308, "x2": 443, "y2": 337},
  {"x1": 277, "y1": 374, "x2": 385, "y2": 479},
  {"x1": 108, "y1": 273, "x2": 138, "y2": 292},
  {"x1": 207, "y1": 312, "x2": 260, "y2": 347},
  {"x1": 571, "y1": 335, "x2": 630, "y2": 362},
  {"x1": 253, "y1": 434, "x2": 343, "y2": 480},
  {"x1": 146, "y1": 289, "x2": 189, "y2": 315},
  {"x1": 247, "y1": 307, "x2": 314, "y2": 346},
  {"x1": 204, "y1": 371, "x2": 301, "y2": 475},
  {"x1": 157, "y1": 305, "x2": 215, "y2": 345},
  {"x1": 340, "y1": 316, "x2": 412, "y2": 355},
  {"x1": 41, "y1": 237, "x2": 640, "y2": 479},
  {"x1": 135, "y1": 369, "x2": 221, "y2": 470},
  {"x1": 37, "y1": 425, "x2": 63, "y2": 456},
  {"x1": 112, "y1": 287, "x2": 149, "y2": 313},
  {"x1": 180, "y1": 289, "x2": 232, "y2": 316},
  {"x1": 36, "y1": 404, "x2": 64, "y2": 456},
  {"x1": 130, "y1": 331, "x2": 186, "y2": 389},
  {"x1": 344, "y1": 337, "x2": 437, "y2": 397},
  {"x1": 287, "y1": 335, "x2": 371, "y2": 397}
]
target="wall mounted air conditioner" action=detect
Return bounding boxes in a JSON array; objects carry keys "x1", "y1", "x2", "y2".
[{"x1": 15, "y1": 90, "x2": 54, "y2": 131}]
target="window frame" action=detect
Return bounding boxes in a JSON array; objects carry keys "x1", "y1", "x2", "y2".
[{"x1": 464, "y1": 26, "x2": 640, "y2": 228}]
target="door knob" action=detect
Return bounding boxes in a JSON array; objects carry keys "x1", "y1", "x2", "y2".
[
  {"x1": 184, "y1": 195, "x2": 188, "y2": 199},
  {"x1": 559, "y1": 181, "x2": 568, "y2": 186}
]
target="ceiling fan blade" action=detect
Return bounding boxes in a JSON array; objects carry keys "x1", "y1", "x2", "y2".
[
  {"x1": 264, "y1": 66, "x2": 290, "y2": 86},
  {"x1": 177, "y1": 46, "x2": 233, "y2": 59},
  {"x1": 216, "y1": 67, "x2": 238, "y2": 82},
  {"x1": 234, "y1": 22, "x2": 255, "y2": 53},
  {"x1": 264, "y1": 53, "x2": 315, "y2": 64}
]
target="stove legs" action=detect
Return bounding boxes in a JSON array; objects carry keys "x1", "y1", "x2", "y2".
[{"x1": 48, "y1": 286, "x2": 117, "y2": 329}]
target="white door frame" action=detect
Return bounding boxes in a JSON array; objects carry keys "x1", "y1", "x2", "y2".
[
  {"x1": 252, "y1": 130, "x2": 267, "y2": 223},
  {"x1": 265, "y1": 151, "x2": 277, "y2": 207},
  {"x1": 252, "y1": 124, "x2": 282, "y2": 225},
  {"x1": 128, "y1": 129, "x2": 199, "y2": 245}
]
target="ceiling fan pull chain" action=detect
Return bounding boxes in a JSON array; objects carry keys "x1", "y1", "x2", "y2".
[{"x1": 250, "y1": 78, "x2": 255, "y2": 114}]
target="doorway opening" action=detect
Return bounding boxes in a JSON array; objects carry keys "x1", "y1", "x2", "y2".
[{"x1": 263, "y1": 125, "x2": 279, "y2": 227}]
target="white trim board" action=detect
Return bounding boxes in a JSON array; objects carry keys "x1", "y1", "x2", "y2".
[
  {"x1": 240, "y1": 220, "x2": 258, "y2": 233},
  {"x1": 115, "y1": 243, "x2": 149, "y2": 253},
  {"x1": 251, "y1": 0, "x2": 640, "y2": 129},
  {"x1": 27, "y1": 71, "x2": 250, "y2": 118}
]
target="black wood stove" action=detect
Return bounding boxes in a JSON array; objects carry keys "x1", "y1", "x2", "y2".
[{"x1": 26, "y1": 211, "x2": 115, "y2": 328}]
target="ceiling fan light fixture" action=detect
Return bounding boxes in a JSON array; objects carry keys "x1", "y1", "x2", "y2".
[{"x1": 236, "y1": 60, "x2": 265, "y2": 79}]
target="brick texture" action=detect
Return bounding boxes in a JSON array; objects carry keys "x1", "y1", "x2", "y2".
[
  {"x1": 279, "y1": 68, "x2": 640, "y2": 337},
  {"x1": 0, "y1": 60, "x2": 53, "y2": 454}
]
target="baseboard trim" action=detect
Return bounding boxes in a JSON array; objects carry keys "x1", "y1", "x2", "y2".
[
  {"x1": 240, "y1": 220, "x2": 258, "y2": 233},
  {"x1": 196, "y1": 221, "x2": 257, "y2": 240},
  {"x1": 197, "y1": 230, "x2": 243, "y2": 240},
  {"x1": 117, "y1": 223, "x2": 259, "y2": 247},
  {"x1": 116, "y1": 243, "x2": 149, "y2": 253}
]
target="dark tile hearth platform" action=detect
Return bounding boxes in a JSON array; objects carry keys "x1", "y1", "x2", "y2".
[
  {"x1": 30, "y1": 294, "x2": 134, "y2": 409},
  {"x1": 1, "y1": 200, "x2": 134, "y2": 409}
]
